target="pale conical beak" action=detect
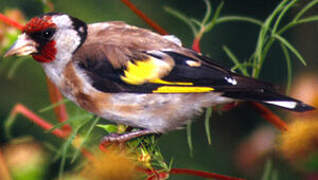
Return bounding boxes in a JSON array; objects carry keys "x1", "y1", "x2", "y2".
[{"x1": 4, "y1": 33, "x2": 38, "y2": 57}]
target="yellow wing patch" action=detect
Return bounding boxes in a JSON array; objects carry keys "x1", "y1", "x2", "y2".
[
  {"x1": 120, "y1": 56, "x2": 192, "y2": 85},
  {"x1": 120, "y1": 56, "x2": 214, "y2": 93},
  {"x1": 149, "y1": 79, "x2": 192, "y2": 85},
  {"x1": 153, "y1": 86, "x2": 214, "y2": 93},
  {"x1": 121, "y1": 59, "x2": 158, "y2": 85}
]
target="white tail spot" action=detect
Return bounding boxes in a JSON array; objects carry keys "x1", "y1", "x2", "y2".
[{"x1": 265, "y1": 101, "x2": 297, "y2": 109}]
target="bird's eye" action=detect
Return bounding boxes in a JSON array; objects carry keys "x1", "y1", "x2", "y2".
[{"x1": 42, "y1": 28, "x2": 55, "y2": 39}]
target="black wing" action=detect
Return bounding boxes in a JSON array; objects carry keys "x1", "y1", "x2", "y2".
[{"x1": 75, "y1": 47, "x2": 314, "y2": 112}]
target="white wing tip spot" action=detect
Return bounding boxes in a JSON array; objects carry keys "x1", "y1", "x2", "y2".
[
  {"x1": 225, "y1": 76, "x2": 237, "y2": 85},
  {"x1": 186, "y1": 60, "x2": 201, "y2": 67}
]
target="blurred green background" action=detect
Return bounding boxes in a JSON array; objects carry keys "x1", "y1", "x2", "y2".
[{"x1": 0, "y1": 0, "x2": 318, "y2": 180}]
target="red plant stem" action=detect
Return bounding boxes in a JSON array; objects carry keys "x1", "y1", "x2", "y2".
[
  {"x1": 46, "y1": 78, "x2": 71, "y2": 133},
  {"x1": 80, "y1": 148, "x2": 95, "y2": 161},
  {"x1": 0, "y1": 13, "x2": 23, "y2": 30},
  {"x1": 0, "y1": 148, "x2": 11, "y2": 180},
  {"x1": 143, "y1": 168, "x2": 245, "y2": 180},
  {"x1": 9, "y1": 104, "x2": 69, "y2": 138},
  {"x1": 146, "y1": 171, "x2": 169, "y2": 180},
  {"x1": 191, "y1": 24, "x2": 205, "y2": 53},
  {"x1": 170, "y1": 168, "x2": 245, "y2": 180},
  {"x1": 250, "y1": 102, "x2": 288, "y2": 131},
  {"x1": 120, "y1": 0, "x2": 168, "y2": 35},
  {"x1": 192, "y1": 38, "x2": 201, "y2": 53},
  {"x1": 99, "y1": 143, "x2": 108, "y2": 152}
]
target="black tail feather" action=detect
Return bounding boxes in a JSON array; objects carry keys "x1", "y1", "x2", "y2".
[{"x1": 221, "y1": 74, "x2": 315, "y2": 112}]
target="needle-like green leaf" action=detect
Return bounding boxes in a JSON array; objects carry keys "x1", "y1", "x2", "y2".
[
  {"x1": 293, "y1": 0, "x2": 318, "y2": 22},
  {"x1": 274, "y1": 34, "x2": 307, "y2": 66},
  {"x1": 71, "y1": 116, "x2": 100, "y2": 163},
  {"x1": 223, "y1": 46, "x2": 249, "y2": 76},
  {"x1": 280, "y1": 43, "x2": 293, "y2": 94},
  {"x1": 186, "y1": 121, "x2": 193, "y2": 157},
  {"x1": 204, "y1": 107, "x2": 213, "y2": 145}
]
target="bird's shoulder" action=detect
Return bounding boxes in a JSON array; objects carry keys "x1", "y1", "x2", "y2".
[
  {"x1": 72, "y1": 21, "x2": 189, "y2": 69},
  {"x1": 85, "y1": 22, "x2": 182, "y2": 50}
]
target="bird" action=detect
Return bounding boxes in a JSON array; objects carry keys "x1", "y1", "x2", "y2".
[{"x1": 4, "y1": 12, "x2": 314, "y2": 142}]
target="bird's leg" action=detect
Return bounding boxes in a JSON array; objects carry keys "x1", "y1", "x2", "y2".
[
  {"x1": 101, "y1": 129, "x2": 158, "y2": 144},
  {"x1": 5, "y1": 103, "x2": 70, "y2": 138}
]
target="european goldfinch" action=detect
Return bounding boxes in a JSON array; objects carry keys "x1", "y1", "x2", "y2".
[{"x1": 4, "y1": 13, "x2": 314, "y2": 142}]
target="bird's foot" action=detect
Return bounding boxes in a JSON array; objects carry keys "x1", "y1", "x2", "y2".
[{"x1": 100, "y1": 129, "x2": 157, "y2": 145}]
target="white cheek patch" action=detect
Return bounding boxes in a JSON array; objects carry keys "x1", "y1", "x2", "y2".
[
  {"x1": 54, "y1": 29, "x2": 81, "y2": 61},
  {"x1": 51, "y1": 14, "x2": 82, "y2": 57}
]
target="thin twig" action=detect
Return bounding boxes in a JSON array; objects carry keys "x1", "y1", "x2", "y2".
[
  {"x1": 0, "y1": 13, "x2": 23, "y2": 30},
  {"x1": 7, "y1": 104, "x2": 69, "y2": 138},
  {"x1": 120, "y1": 0, "x2": 168, "y2": 35},
  {"x1": 170, "y1": 168, "x2": 245, "y2": 180},
  {"x1": 46, "y1": 78, "x2": 71, "y2": 132},
  {"x1": 250, "y1": 102, "x2": 288, "y2": 131},
  {"x1": 0, "y1": 148, "x2": 11, "y2": 180}
]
